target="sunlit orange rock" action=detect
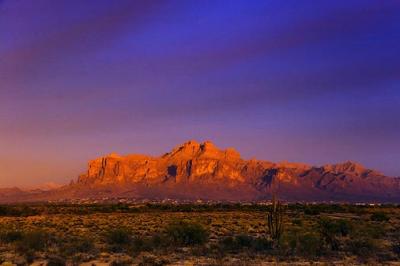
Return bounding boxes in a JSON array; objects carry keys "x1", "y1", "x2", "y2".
[
  {"x1": 1, "y1": 140, "x2": 399, "y2": 202},
  {"x1": 71, "y1": 141, "x2": 400, "y2": 202}
]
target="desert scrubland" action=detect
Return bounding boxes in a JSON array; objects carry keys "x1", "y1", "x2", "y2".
[{"x1": 0, "y1": 203, "x2": 399, "y2": 265}]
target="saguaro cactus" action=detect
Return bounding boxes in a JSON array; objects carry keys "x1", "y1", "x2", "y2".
[{"x1": 267, "y1": 194, "x2": 284, "y2": 242}]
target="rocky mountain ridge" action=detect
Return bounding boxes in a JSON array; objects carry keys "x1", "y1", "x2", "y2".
[{"x1": 1, "y1": 140, "x2": 399, "y2": 202}]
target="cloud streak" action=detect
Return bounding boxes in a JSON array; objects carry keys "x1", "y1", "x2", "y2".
[{"x1": 0, "y1": 0, "x2": 399, "y2": 185}]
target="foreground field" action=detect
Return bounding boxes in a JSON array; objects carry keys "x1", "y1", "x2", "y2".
[{"x1": 0, "y1": 203, "x2": 399, "y2": 265}]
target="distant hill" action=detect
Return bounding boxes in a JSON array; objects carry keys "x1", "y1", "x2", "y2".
[{"x1": 1, "y1": 140, "x2": 399, "y2": 203}]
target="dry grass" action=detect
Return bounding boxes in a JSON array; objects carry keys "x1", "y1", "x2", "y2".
[{"x1": 0, "y1": 204, "x2": 399, "y2": 265}]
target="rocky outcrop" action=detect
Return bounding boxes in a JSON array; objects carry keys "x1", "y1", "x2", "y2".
[
  {"x1": 77, "y1": 140, "x2": 247, "y2": 186},
  {"x1": 69, "y1": 140, "x2": 400, "y2": 202},
  {"x1": 1, "y1": 140, "x2": 399, "y2": 202}
]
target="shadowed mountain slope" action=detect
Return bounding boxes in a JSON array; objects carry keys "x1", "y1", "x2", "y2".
[{"x1": 1, "y1": 141, "x2": 399, "y2": 202}]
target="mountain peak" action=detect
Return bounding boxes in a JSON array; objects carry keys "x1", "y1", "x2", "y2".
[
  {"x1": 1, "y1": 141, "x2": 399, "y2": 203},
  {"x1": 200, "y1": 140, "x2": 216, "y2": 149},
  {"x1": 165, "y1": 140, "x2": 202, "y2": 158},
  {"x1": 163, "y1": 140, "x2": 241, "y2": 160},
  {"x1": 183, "y1": 139, "x2": 201, "y2": 147},
  {"x1": 324, "y1": 160, "x2": 366, "y2": 174},
  {"x1": 107, "y1": 152, "x2": 122, "y2": 158},
  {"x1": 199, "y1": 141, "x2": 220, "y2": 158}
]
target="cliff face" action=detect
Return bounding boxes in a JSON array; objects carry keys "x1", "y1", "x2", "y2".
[
  {"x1": 71, "y1": 140, "x2": 400, "y2": 202},
  {"x1": 0, "y1": 140, "x2": 398, "y2": 203},
  {"x1": 78, "y1": 141, "x2": 249, "y2": 186}
]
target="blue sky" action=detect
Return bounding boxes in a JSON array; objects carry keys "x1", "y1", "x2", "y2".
[{"x1": 0, "y1": 0, "x2": 399, "y2": 186}]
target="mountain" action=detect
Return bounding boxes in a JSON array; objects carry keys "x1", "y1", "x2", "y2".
[
  {"x1": 1, "y1": 140, "x2": 399, "y2": 203},
  {"x1": 21, "y1": 182, "x2": 63, "y2": 191}
]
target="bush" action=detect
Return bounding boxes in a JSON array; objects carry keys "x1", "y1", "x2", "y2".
[
  {"x1": 218, "y1": 235, "x2": 272, "y2": 252},
  {"x1": 106, "y1": 228, "x2": 132, "y2": 245},
  {"x1": 318, "y1": 218, "x2": 351, "y2": 251},
  {"x1": 336, "y1": 219, "x2": 352, "y2": 236},
  {"x1": 138, "y1": 255, "x2": 168, "y2": 266},
  {"x1": 24, "y1": 250, "x2": 35, "y2": 264},
  {"x1": 252, "y1": 237, "x2": 273, "y2": 251},
  {"x1": 219, "y1": 236, "x2": 237, "y2": 251},
  {"x1": 110, "y1": 258, "x2": 133, "y2": 266},
  {"x1": 279, "y1": 232, "x2": 297, "y2": 255},
  {"x1": 0, "y1": 205, "x2": 39, "y2": 217},
  {"x1": 292, "y1": 219, "x2": 303, "y2": 226},
  {"x1": 165, "y1": 220, "x2": 208, "y2": 246},
  {"x1": 279, "y1": 230, "x2": 322, "y2": 258},
  {"x1": 16, "y1": 230, "x2": 51, "y2": 252},
  {"x1": 235, "y1": 234, "x2": 253, "y2": 248},
  {"x1": 370, "y1": 212, "x2": 390, "y2": 222},
  {"x1": 130, "y1": 233, "x2": 169, "y2": 253},
  {"x1": 392, "y1": 242, "x2": 400, "y2": 257},
  {"x1": 304, "y1": 207, "x2": 320, "y2": 215},
  {"x1": 348, "y1": 237, "x2": 377, "y2": 257},
  {"x1": 61, "y1": 236, "x2": 95, "y2": 256},
  {"x1": 149, "y1": 233, "x2": 166, "y2": 249},
  {"x1": 0, "y1": 230, "x2": 23, "y2": 243},
  {"x1": 46, "y1": 255, "x2": 66, "y2": 266},
  {"x1": 106, "y1": 227, "x2": 132, "y2": 252},
  {"x1": 353, "y1": 223, "x2": 385, "y2": 239},
  {"x1": 296, "y1": 233, "x2": 321, "y2": 257},
  {"x1": 72, "y1": 237, "x2": 94, "y2": 253},
  {"x1": 131, "y1": 235, "x2": 160, "y2": 252}
]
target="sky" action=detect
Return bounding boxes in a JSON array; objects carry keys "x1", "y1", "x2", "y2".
[{"x1": 0, "y1": 0, "x2": 399, "y2": 187}]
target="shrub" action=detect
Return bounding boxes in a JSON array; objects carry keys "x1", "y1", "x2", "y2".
[
  {"x1": 218, "y1": 235, "x2": 272, "y2": 252},
  {"x1": 235, "y1": 234, "x2": 253, "y2": 248},
  {"x1": 149, "y1": 233, "x2": 165, "y2": 249},
  {"x1": 279, "y1": 230, "x2": 322, "y2": 258},
  {"x1": 24, "y1": 250, "x2": 35, "y2": 264},
  {"x1": 110, "y1": 258, "x2": 133, "y2": 266},
  {"x1": 0, "y1": 205, "x2": 8, "y2": 216},
  {"x1": 336, "y1": 219, "x2": 352, "y2": 236},
  {"x1": 304, "y1": 206, "x2": 320, "y2": 215},
  {"x1": 131, "y1": 236, "x2": 158, "y2": 252},
  {"x1": 0, "y1": 230, "x2": 23, "y2": 243},
  {"x1": 296, "y1": 233, "x2": 321, "y2": 257},
  {"x1": 348, "y1": 237, "x2": 377, "y2": 257},
  {"x1": 129, "y1": 233, "x2": 168, "y2": 253},
  {"x1": 106, "y1": 227, "x2": 132, "y2": 252},
  {"x1": 71, "y1": 237, "x2": 94, "y2": 253},
  {"x1": 61, "y1": 236, "x2": 95, "y2": 256},
  {"x1": 219, "y1": 236, "x2": 237, "y2": 251},
  {"x1": 165, "y1": 220, "x2": 208, "y2": 246},
  {"x1": 106, "y1": 228, "x2": 132, "y2": 245},
  {"x1": 0, "y1": 205, "x2": 39, "y2": 217},
  {"x1": 370, "y1": 212, "x2": 390, "y2": 222},
  {"x1": 252, "y1": 237, "x2": 273, "y2": 251},
  {"x1": 46, "y1": 255, "x2": 66, "y2": 266},
  {"x1": 353, "y1": 223, "x2": 385, "y2": 239},
  {"x1": 16, "y1": 230, "x2": 51, "y2": 252},
  {"x1": 292, "y1": 219, "x2": 303, "y2": 227},
  {"x1": 318, "y1": 218, "x2": 351, "y2": 251},
  {"x1": 138, "y1": 255, "x2": 168, "y2": 266},
  {"x1": 324, "y1": 204, "x2": 346, "y2": 213},
  {"x1": 132, "y1": 236, "x2": 146, "y2": 252},
  {"x1": 279, "y1": 232, "x2": 297, "y2": 255},
  {"x1": 392, "y1": 242, "x2": 400, "y2": 257}
]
